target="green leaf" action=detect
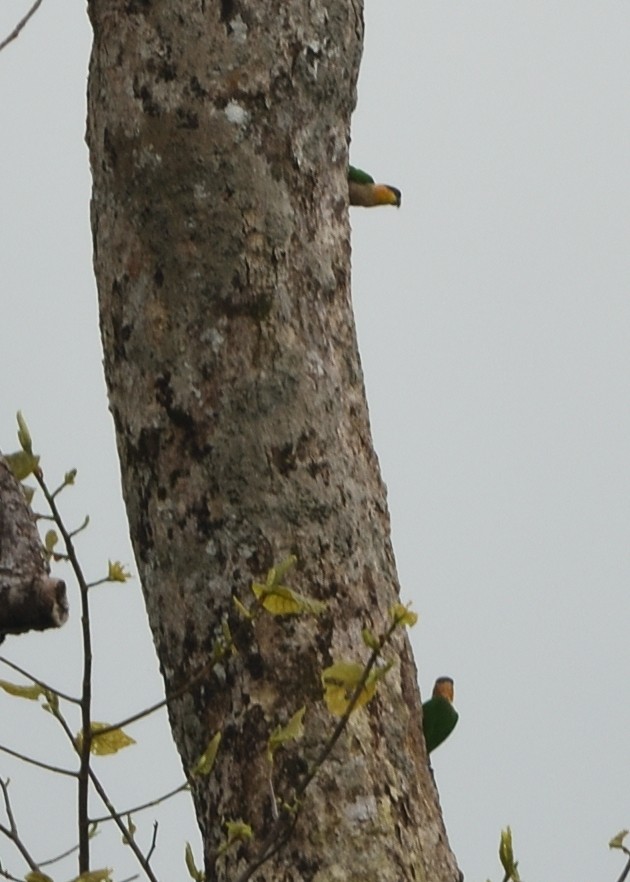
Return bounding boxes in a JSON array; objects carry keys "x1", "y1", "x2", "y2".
[
  {"x1": 42, "y1": 689, "x2": 60, "y2": 714},
  {"x1": 268, "y1": 707, "x2": 305, "y2": 756},
  {"x1": 251, "y1": 582, "x2": 325, "y2": 616},
  {"x1": 44, "y1": 530, "x2": 59, "y2": 554},
  {"x1": 232, "y1": 596, "x2": 252, "y2": 619},
  {"x1": 270, "y1": 555, "x2": 297, "y2": 583},
  {"x1": 121, "y1": 813, "x2": 136, "y2": 844},
  {"x1": 389, "y1": 603, "x2": 418, "y2": 627},
  {"x1": 107, "y1": 560, "x2": 131, "y2": 582},
  {"x1": 64, "y1": 469, "x2": 77, "y2": 485},
  {"x1": 217, "y1": 820, "x2": 253, "y2": 855},
  {"x1": 499, "y1": 827, "x2": 520, "y2": 882},
  {"x1": 321, "y1": 662, "x2": 381, "y2": 716},
  {"x1": 76, "y1": 722, "x2": 136, "y2": 756},
  {"x1": 185, "y1": 841, "x2": 205, "y2": 881},
  {"x1": 191, "y1": 732, "x2": 221, "y2": 776},
  {"x1": 4, "y1": 449, "x2": 40, "y2": 481},
  {"x1": 0, "y1": 680, "x2": 45, "y2": 701},
  {"x1": 225, "y1": 820, "x2": 252, "y2": 842},
  {"x1": 609, "y1": 830, "x2": 629, "y2": 850},
  {"x1": 361, "y1": 628, "x2": 380, "y2": 651},
  {"x1": 16, "y1": 411, "x2": 33, "y2": 454},
  {"x1": 25, "y1": 873, "x2": 54, "y2": 882}
]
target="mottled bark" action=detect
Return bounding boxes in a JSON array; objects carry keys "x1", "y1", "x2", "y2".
[
  {"x1": 86, "y1": 3, "x2": 458, "y2": 881},
  {"x1": 0, "y1": 456, "x2": 68, "y2": 642}
]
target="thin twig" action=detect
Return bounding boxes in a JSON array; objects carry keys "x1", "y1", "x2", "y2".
[
  {"x1": 0, "y1": 655, "x2": 80, "y2": 704},
  {"x1": 145, "y1": 821, "x2": 158, "y2": 863},
  {"x1": 615, "y1": 853, "x2": 630, "y2": 882},
  {"x1": 39, "y1": 838, "x2": 79, "y2": 868},
  {"x1": 0, "y1": 0, "x2": 43, "y2": 53},
  {"x1": 0, "y1": 779, "x2": 39, "y2": 872},
  {"x1": 90, "y1": 782, "x2": 189, "y2": 824},
  {"x1": 0, "y1": 742, "x2": 76, "y2": 777}
]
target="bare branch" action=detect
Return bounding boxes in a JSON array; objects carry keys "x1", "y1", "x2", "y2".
[
  {"x1": 0, "y1": 742, "x2": 76, "y2": 777},
  {"x1": 0, "y1": 0, "x2": 44, "y2": 53},
  {"x1": 0, "y1": 779, "x2": 39, "y2": 872}
]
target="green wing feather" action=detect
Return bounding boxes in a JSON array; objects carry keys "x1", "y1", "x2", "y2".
[
  {"x1": 422, "y1": 696, "x2": 459, "y2": 754},
  {"x1": 348, "y1": 165, "x2": 375, "y2": 185}
]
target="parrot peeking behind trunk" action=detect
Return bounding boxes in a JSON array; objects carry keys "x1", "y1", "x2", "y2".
[
  {"x1": 422, "y1": 676, "x2": 459, "y2": 754},
  {"x1": 348, "y1": 165, "x2": 402, "y2": 208}
]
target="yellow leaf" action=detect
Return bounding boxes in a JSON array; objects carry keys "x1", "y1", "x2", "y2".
[
  {"x1": 268, "y1": 707, "x2": 305, "y2": 755},
  {"x1": 69, "y1": 870, "x2": 113, "y2": 882},
  {"x1": 44, "y1": 530, "x2": 58, "y2": 553},
  {"x1": 225, "y1": 820, "x2": 252, "y2": 840},
  {"x1": 251, "y1": 583, "x2": 325, "y2": 616},
  {"x1": 0, "y1": 680, "x2": 44, "y2": 701},
  {"x1": 185, "y1": 842, "x2": 204, "y2": 881},
  {"x1": 321, "y1": 662, "x2": 378, "y2": 716},
  {"x1": 25, "y1": 873, "x2": 54, "y2": 882},
  {"x1": 361, "y1": 628, "x2": 381, "y2": 650},
  {"x1": 76, "y1": 722, "x2": 136, "y2": 756},
  {"x1": 191, "y1": 732, "x2": 221, "y2": 776},
  {"x1": 609, "y1": 830, "x2": 629, "y2": 850},
  {"x1": 16, "y1": 411, "x2": 33, "y2": 454},
  {"x1": 4, "y1": 449, "x2": 40, "y2": 481},
  {"x1": 107, "y1": 560, "x2": 131, "y2": 582},
  {"x1": 389, "y1": 603, "x2": 418, "y2": 627},
  {"x1": 499, "y1": 827, "x2": 520, "y2": 882}
]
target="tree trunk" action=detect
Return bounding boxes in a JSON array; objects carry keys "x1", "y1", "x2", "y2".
[{"x1": 86, "y1": 3, "x2": 458, "y2": 880}]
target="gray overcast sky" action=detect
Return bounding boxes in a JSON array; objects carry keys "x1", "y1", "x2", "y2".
[{"x1": 2, "y1": 2, "x2": 630, "y2": 881}]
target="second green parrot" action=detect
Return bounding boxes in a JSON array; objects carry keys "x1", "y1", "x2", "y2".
[
  {"x1": 422, "y1": 676, "x2": 459, "y2": 754},
  {"x1": 348, "y1": 165, "x2": 402, "y2": 208}
]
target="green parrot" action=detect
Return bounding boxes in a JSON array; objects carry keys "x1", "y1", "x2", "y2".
[
  {"x1": 348, "y1": 165, "x2": 402, "y2": 208},
  {"x1": 422, "y1": 676, "x2": 459, "y2": 754}
]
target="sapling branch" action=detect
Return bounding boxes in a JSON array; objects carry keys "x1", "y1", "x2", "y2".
[
  {"x1": 0, "y1": 742, "x2": 76, "y2": 777},
  {"x1": 90, "y1": 781, "x2": 190, "y2": 825},
  {"x1": 0, "y1": 778, "x2": 39, "y2": 873},
  {"x1": 34, "y1": 469, "x2": 94, "y2": 873},
  {"x1": 0, "y1": 0, "x2": 44, "y2": 53}
]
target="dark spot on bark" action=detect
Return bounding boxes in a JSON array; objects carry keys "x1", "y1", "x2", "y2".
[
  {"x1": 189, "y1": 499, "x2": 212, "y2": 537},
  {"x1": 176, "y1": 108, "x2": 199, "y2": 129},
  {"x1": 137, "y1": 426, "x2": 161, "y2": 462},
  {"x1": 183, "y1": 621, "x2": 199, "y2": 659},
  {"x1": 189, "y1": 76, "x2": 207, "y2": 100},
  {"x1": 133, "y1": 79, "x2": 160, "y2": 115},
  {"x1": 271, "y1": 442, "x2": 296, "y2": 476},
  {"x1": 220, "y1": 0, "x2": 235, "y2": 22},
  {"x1": 217, "y1": 289, "x2": 274, "y2": 322},
  {"x1": 157, "y1": 61, "x2": 176, "y2": 82},
  {"x1": 155, "y1": 373, "x2": 194, "y2": 432},
  {"x1": 294, "y1": 853, "x2": 320, "y2": 879},
  {"x1": 103, "y1": 127, "x2": 117, "y2": 169},
  {"x1": 157, "y1": 485, "x2": 167, "y2": 501},
  {"x1": 244, "y1": 652, "x2": 265, "y2": 680},
  {"x1": 167, "y1": 527, "x2": 174, "y2": 541},
  {"x1": 121, "y1": 324, "x2": 132, "y2": 342},
  {"x1": 125, "y1": 0, "x2": 151, "y2": 13},
  {"x1": 154, "y1": 266, "x2": 164, "y2": 287}
]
